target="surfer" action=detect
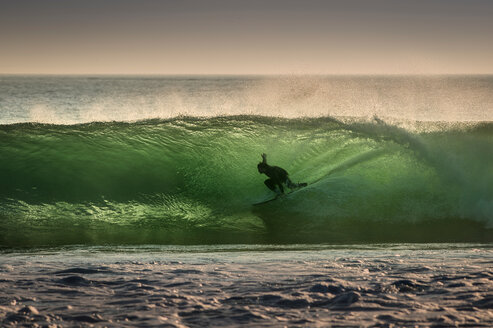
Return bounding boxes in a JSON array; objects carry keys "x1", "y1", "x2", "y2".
[{"x1": 257, "y1": 153, "x2": 307, "y2": 194}]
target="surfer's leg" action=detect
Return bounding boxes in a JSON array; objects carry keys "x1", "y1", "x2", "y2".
[
  {"x1": 286, "y1": 178, "x2": 307, "y2": 189},
  {"x1": 264, "y1": 179, "x2": 276, "y2": 192},
  {"x1": 286, "y1": 178, "x2": 296, "y2": 189}
]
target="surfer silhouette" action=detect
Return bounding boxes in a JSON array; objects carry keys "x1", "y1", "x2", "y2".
[{"x1": 257, "y1": 153, "x2": 307, "y2": 194}]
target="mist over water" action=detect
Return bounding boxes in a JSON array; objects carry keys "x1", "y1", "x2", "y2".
[
  {"x1": 1, "y1": 75, "x2": 492, "y2": 124},
  {"x1": 0, "y1": 76, "x2": 492, "y2": 246}
]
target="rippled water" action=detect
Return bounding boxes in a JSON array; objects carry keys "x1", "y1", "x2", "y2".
[{"x1": 1, "y1": 244, "x2": 492, "y2": 327}]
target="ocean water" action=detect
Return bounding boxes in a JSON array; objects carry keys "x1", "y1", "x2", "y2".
[
  {"x1": 0, "y1": 76, "x2": 492, "y2": 326},
  {"x1": 1, "y1": 244, "x2": 492, "y2": 327}
]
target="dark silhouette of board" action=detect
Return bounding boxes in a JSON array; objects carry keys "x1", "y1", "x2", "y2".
[{"x1": 253, "y1": 184, "x2": 307, "y2": 206}]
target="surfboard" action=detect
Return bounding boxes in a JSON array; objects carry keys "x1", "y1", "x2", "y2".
[{"x1": 253, "y1": 184, "x2": 308, "y2": 206}]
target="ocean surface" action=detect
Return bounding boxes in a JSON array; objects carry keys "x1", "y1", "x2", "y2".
[
  {"x1": 1, "y1": 244, "x2": 492, "y2": 327},
  {"x1": 0, "y1": 75, "x2": 492, "y2": 326}
]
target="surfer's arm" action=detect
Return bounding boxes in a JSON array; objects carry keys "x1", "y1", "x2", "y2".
[{"x1": 261, "y1": 153, "x2": 267, "y2": 164}]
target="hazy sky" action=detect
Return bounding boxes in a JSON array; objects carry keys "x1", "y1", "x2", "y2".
[{"x1": 1, "y1": 0, "x2": 493, "y2": 74}]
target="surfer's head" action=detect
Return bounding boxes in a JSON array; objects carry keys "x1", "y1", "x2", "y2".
[{"x1": 257, "y1": 162, "x2": 267, "y2": 174}]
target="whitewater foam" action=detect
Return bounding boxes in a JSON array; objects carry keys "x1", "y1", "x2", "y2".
[{"x1": 1, "y1": 245, "x2": 492, "y2": 327}]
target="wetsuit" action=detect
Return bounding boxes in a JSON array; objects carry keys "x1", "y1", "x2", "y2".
[
  {"x1": 257, "y1": 154, "x2": 306, "y2": 194},
  {"x1": 261, "y1": 165, "x2": 291, "y2": 193}
]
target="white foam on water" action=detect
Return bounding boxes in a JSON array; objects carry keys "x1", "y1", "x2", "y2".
[{"x1": 0, "y1": 245, "x2": 491, "y2": 327}]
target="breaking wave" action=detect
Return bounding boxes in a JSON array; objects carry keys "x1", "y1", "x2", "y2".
[{"x1": 1, "y1": 116, "x2": 492, "y2": 246}]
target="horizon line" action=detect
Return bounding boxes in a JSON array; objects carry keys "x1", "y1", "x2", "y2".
[{"x1": 2, "y1": 73, "x2": 493, "y2": 77}]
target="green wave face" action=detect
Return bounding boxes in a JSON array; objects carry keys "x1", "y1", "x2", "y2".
[{"x1": 1, "y1": 116, "x2": 492, "y2": 246}]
